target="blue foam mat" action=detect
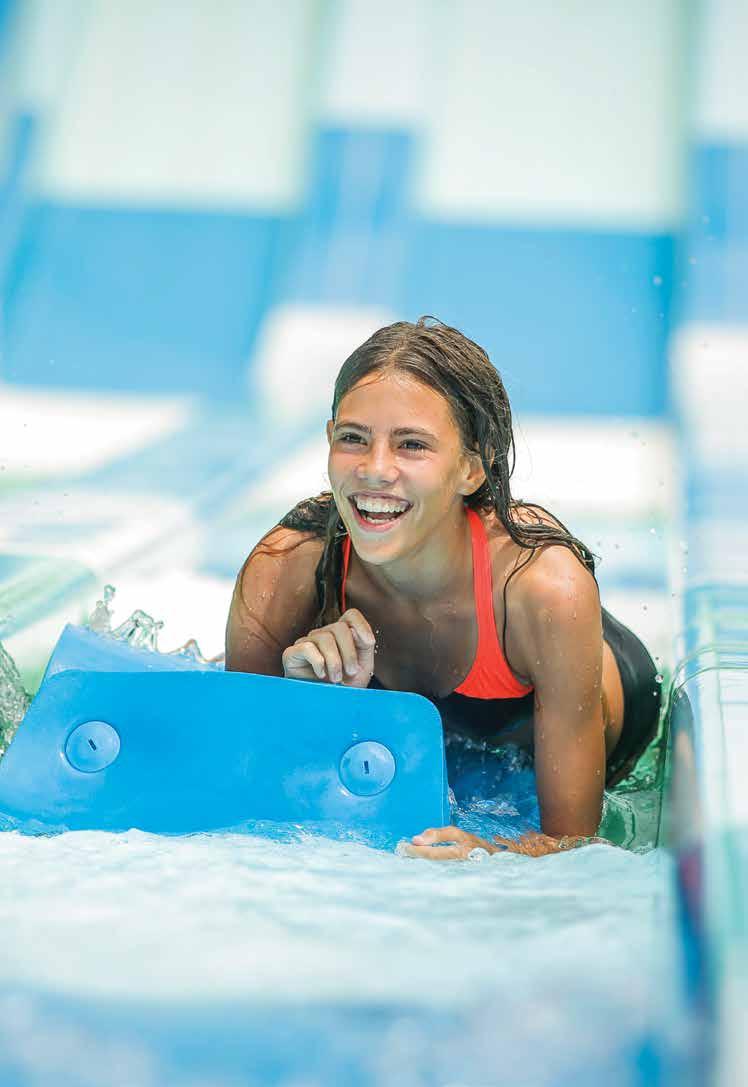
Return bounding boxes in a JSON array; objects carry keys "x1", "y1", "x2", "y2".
[{"x1": 0, "y1": 627, "x2": 449, "y2": 840}]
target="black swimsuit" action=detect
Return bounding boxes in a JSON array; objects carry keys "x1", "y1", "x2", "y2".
[{"x1": 402, "y1": 608, "x2": 661, "y2": 785}]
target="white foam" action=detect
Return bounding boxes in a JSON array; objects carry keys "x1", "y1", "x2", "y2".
[{"x1": 0, "y1": 828, "x2": 673, "y2": 1008}]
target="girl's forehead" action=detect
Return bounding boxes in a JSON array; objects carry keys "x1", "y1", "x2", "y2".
[{"x1": 338, "y1": 371, "x2": 453, "y2": 423}]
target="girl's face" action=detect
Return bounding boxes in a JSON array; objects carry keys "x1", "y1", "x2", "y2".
[{"x1": 326, "y1": 369, "x2": 483, "y2": 565}]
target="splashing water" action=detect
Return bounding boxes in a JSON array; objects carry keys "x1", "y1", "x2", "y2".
[
  {"x1": 87, "y1": 584, "x2": 115, "y2": 634},
  {"x1": 110, "y1": 609, "x2": 164, "y2": 652},
  {"x1": 0, "y1": 640, "x2": 30, "y2": 758},
  {"x1": 167, "y1": 637, "x2": 224, "y2": 666},
  {"x1": 86, "y1": 586, "x2": 224, "y2": 664},
  {"x1": 87, "y1": 586, "x2": 165, "y2": 652}
]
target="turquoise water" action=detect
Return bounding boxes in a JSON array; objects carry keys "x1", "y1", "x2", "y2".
[{"x1": 0, "y1": 819, "x2": 690, "y2": 1086}]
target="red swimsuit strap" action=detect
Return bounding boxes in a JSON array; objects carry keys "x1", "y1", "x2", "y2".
[
  {"x1": 340, "y1": 534, "x2": 351, "y2": 612},
  {"x1": 464, "y1": 508, "x2": 500, "y2": 652},
  {"x1": 339, "y1": 514, "x2": 532, "y2": 699},
  {"x1": 455, "y1": 508, "x2": 534, "y2": 699}
]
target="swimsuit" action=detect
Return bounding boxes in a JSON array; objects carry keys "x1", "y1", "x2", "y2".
[{"x1": 338, "y1": 508, "x2": 661, "y2": 785}]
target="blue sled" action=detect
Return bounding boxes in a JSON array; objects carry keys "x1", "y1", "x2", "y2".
[{"x1": 0, "y1": 625, "x2": 449, "y2": 841}]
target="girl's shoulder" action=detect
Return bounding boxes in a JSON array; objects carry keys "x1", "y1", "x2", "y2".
[
  {"x1": 481, "y1": 502, "x2": 597, "y2": 605},
  {"x1": 237, "y1": 523, "x2": 325, "y2": 601}
]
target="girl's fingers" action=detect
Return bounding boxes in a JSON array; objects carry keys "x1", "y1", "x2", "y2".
[
  {"x1": 310, "y1": 630, "x2": 344, "y2": 684},
  {"x1": 329, "y1": 620, "x2": 360, "y2": 677},
  {"x1": 410, "y1": 826, "x2": 468, "y2": 846},
  {"x1": 341, "y1": 609, "x2": 376, "y2": 649},
  {"x1": 283, "y1": 640, "x2": 326, "y2": 679},
  {"x1": 282, "y1": 609, "x2": 376, "y2": 686},
  {"x1": 403, "y1": 843, "x2": 467, "y2": 861}
]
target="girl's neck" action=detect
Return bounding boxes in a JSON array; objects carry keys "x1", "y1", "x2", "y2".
[{"x1": 352, "y1": 504, "x2": 475, "y2": 606}]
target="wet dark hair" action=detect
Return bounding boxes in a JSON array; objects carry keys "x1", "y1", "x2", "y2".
[{"x1": 278, "y1": 317, "x2": 596, "y2": 638}]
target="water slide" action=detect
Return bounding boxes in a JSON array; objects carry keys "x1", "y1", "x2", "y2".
[{"x1": 0, "y1": 2, "x2": 746, "y2": 1084}]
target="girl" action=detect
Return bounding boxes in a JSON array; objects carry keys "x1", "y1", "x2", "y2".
[{"x1": 226, "y1": 319, "x2": 661, "y2": 859}]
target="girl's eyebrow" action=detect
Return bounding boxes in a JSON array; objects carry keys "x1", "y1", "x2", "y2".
[{"x1": 335, "y1": 420, "x2": 438, "y2": 441}]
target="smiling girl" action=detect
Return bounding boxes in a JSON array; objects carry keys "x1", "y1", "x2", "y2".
[{"x1": 226, "y1": 318, "x2": 661, "y2": 859}]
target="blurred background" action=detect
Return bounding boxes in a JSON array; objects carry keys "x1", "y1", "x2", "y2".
[{"x1": 0, "y1": 0, "x2": 744, "y2": 676}]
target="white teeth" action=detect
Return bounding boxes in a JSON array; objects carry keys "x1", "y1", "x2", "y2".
[{"x1": 353, "y1": 496, "x2": 409, "y2": 515}]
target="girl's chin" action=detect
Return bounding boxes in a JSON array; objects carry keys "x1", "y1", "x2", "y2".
[{"x1": 343, "y1": 513, "x2": 417, "y2": 557}]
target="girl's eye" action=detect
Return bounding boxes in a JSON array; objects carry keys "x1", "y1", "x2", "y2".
[{"x1": 335, "y1": 433, "x2": 428, "y2": 451}]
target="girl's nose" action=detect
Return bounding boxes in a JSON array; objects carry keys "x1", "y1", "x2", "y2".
[{"x1": 356, "y1": 440, "x2": 397, "y2": 484}]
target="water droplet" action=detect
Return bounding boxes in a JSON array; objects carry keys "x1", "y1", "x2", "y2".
[
  {"x1": 655, "y1": 674, "x2": 663, "y2": 684},
  {"x1": 652, "y1": 275, "x2": 663, "y2": 286},
  {"x1": 679, "y1": 541, "x2": 689, "y2": 553},
  {"x1": 649, "y1": 527, "x2": 657, "y2": 536},
  {"x1": 87, "y1": 585, "x2": 116, "y2": 634},
  {"x1": 642, "y1": 604, "x2": 648, "y2": 611}
]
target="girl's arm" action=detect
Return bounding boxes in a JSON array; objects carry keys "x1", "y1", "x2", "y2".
[
  {"x1": 225, "y1": 526, "x2": 376, "y2": 687},
  {"x1": 405, "y1": 545, "x2": 606, "y2": 861},
  {"x1": 511, "y1": 545, "x2": 606, "y2": 838},
  {"x1": 225, "y1": 527, "x2": 322, "y2": 676}
]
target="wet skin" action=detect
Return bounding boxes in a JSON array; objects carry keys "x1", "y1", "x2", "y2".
[{"x1": 227, "y1": 370, "x2": 626, "y2": 859}]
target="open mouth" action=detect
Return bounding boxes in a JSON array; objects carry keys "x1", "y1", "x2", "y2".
[{"x1": 348, "y1": 494, "x2": 412, "y2": 532}]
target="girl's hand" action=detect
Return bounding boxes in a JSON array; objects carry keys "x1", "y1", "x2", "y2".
[
  {"x1": 403, "y1": 826, "x2": 499, "y2": 860},
  {"x1": 402, "y1": 826, "x2": 603, "y2": 860},
  {"x1": 282, "y1": 608, "x2": 376, "y2": 688}
]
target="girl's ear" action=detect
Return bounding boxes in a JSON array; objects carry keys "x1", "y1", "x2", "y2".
[
  {"x1": 458, "y1": 449, "x2": 486, "y2": 496},
  {"x1": 326, "y1": 419, "x2": 334, "y2": 446}
]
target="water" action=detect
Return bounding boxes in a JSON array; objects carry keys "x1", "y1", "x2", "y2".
[
  {"x1": 0, "y1": 641, "x2": 29, "y2": 759},
  {"x1": 86, "y1": 585, "x2": 221, "y2": 666},
  {"x1": 0, "y1": 598, "x2": 690, "y2": 1084},
  {"x1": 87, "y1": 584, "x2": 116, "y2": 634},
  {"x1": 0, "y1": 826, "x2": 689, "y2": 1087}
]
